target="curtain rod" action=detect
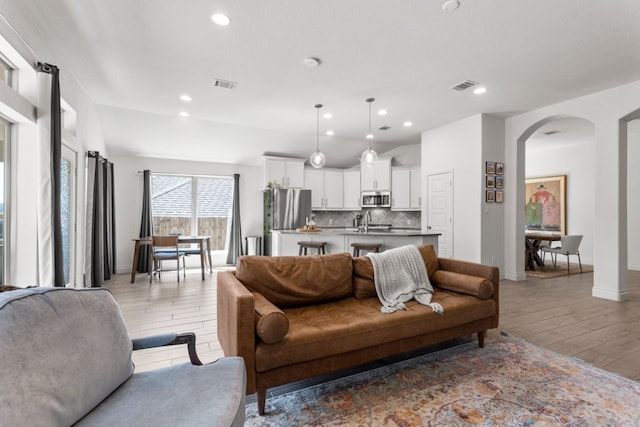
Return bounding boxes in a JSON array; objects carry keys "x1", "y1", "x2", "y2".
[{"x1": 136, "y1": 170, "x2": 233, "y2": 179}]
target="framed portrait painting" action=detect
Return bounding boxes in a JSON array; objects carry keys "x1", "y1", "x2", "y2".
[{"x1": 525, "y1": 175, "x2": 566, "y2": 234}]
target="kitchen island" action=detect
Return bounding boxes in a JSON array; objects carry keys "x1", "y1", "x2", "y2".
[{"x1": 270, "y1": 229, "x2": 439, "y2": 256}]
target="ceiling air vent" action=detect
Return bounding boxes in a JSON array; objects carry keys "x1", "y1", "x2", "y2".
[
  {"x1": 213, "y1": 78, "x2": 238, "y2": 90},
  {"x1": 451, "y1": 80, "x2": 478, "y2": 91},
  {"x1": 379, "y1": 126, "x2": 391, "y2": 131},
  {"x1": 543, "y1": 130, "x2": 561, "y2": 136}
]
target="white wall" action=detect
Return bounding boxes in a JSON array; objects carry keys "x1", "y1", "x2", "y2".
[
  {"x1": 526, "y1": 139, "x2": 596, "y2": 265},
  {"x1": 112, "y1": 155, "x2": 263, "y2": 273},
  {"x1": 628, "y1": 122, "x2": 640, "y2": 270},
  {"x1": 481, "y1": 115, "x2": 505, "y2": 268},
  {"x1": 422, "y1": 115, "x2": 483, "y2": 263}
]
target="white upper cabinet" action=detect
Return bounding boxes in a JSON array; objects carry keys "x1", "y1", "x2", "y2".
[
  {"x1": 391, "y1": 166, "x2": 421, "y2": 211},
  {"x1": 304, "y1": 168, "x2": 344, "y2": 210},
  {"x1": 264, "y1": 157, "x2": 305, "y2": 188},
  {"x1": 391, "y1": 168, "x2": 411, "y2": 210},
  {"x1": 343, "y1": 170, "x2": 361, "y2": 210},
  {"x1": 410, "y1": 167, "x2": 422, "y2": 209},
  {"x1": 360, "y1": 158, "x2": 391, "y2": 191}
]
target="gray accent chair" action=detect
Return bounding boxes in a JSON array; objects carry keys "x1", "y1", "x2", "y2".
[
  {"x1": 0, "y1": 287, "x2": 246, "y2": 426},
  {"x1": 541, "y1": 234, "x2": 583, "y2": 275}
]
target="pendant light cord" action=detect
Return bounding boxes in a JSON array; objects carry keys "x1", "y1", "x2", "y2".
[{"x1": 316, "y1": 105, "x2": 320, "y2": 151}]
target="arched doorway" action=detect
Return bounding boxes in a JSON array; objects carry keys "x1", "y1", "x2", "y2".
[{"x1": 524, "y1": 117, "x2": 595, "y2": 272}]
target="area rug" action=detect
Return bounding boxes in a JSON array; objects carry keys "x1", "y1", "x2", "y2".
[
  {"x1": 245, "y1": 332, "x2": 640, "y2": 426},
  {"x1": 527, "y1": 262, "x2": 593, "y2": 279}
]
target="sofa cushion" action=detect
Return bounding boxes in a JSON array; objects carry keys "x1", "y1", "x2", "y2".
[
  {"x1": 255, "y1": 290, "x2": 496, "y2": 372},
  {"x1": 353, "y1": 245, "x2": 439, "y2": 299},
  {"x1": 253, "y1": 292, "x2": 289, "y2": 344},
  {"x1": 0, "y1": 287, "x2": 134, "y2": 427},
  {"x1": 235, "y1": 253, "x2": 353, "y2": 308},
  {"x1": 431, "y1": 270, "x2": 494, "y2": 299},
  {"x1": 75, "y1": 357, "x2": 247, "y2": 427}
]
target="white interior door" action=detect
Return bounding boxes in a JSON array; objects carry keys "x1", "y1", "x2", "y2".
[
  {"x1": 61, "y1": 144, "x2": 76, "y2": 286},
  {"x1": 427, "y1": 171, "x2": 453, "y2": 258}
]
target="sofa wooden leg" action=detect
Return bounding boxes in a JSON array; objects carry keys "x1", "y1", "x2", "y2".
[
  {"x1": 257, "y1": 389, "x2": 267, "y2": 415},
  {"x1": 478, "y1": 330, "x2": 485, "y2": 348}
]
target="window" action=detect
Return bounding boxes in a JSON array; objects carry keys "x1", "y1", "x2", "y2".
[
  {"x1": 0, "y1": 56, "x2": 13, "y2": 86},
  {"x1": 151, "y1": 174, "x2": 233, "y2": 251}
]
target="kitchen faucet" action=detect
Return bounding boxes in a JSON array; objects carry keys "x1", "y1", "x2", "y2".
[{"x1": 363, "y1": 210, "x2": 372, "y2": 232}]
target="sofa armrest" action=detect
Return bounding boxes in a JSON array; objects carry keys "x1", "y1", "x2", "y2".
[
  {"x1": 437, "y1": 258, "x2": 499, "y2": 328},
  {"x1": 217, "y1": 271, "x2": 257, "y2": 395},
  {"x1": 132, "y1": 332, "x2": 203, "y2": 365}
]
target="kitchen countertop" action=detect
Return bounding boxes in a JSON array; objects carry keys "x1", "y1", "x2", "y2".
[{"x1": 274, "y1": 228, "x2": 439, "y2": 237}]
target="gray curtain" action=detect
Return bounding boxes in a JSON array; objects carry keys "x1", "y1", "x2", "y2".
[
  {"x1": 226, "y1": 173, "x2": 243, "y2": 264},
  {"x1": 37, "y1": 62, "x2": 65, "y2": 287},
  {"x1": 87, "y1": 151, "x2": 115, "y2": 286},
  {"x1": 137, "y1": 170, "x2": 153, "y2": 272}
]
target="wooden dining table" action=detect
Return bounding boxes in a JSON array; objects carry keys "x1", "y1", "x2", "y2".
[
  {"x1": 130, "y1": 236, "x2": 213, "y2": 283},
  {"x1": 525, "y1": 232, "x2": 561, "y2": 270}
]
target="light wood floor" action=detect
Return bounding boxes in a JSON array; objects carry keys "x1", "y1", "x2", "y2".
[{"x1": 104, "y1": 266, "x2": 640, "y2": 382}]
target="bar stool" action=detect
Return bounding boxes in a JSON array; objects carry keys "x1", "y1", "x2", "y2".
[
  {"x1": 351, "y1": 242, "x2": 382, "y2": 257},
  {"x1": 297, "y1": 241, "x2": 327, "y2": 255}
]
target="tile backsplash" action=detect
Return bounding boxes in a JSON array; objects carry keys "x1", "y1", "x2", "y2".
[{"x1": 313, "y1": 209, "x2": 421, "y2": 228}]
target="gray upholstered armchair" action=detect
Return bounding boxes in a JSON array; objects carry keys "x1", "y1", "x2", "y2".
[{"x1": 0, "y1": 287, "x2": 246, "y2": 426}]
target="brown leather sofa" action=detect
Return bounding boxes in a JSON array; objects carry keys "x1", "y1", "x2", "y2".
[{"x1": 217, "y1": 245, "x2": 499, "y2": 415}]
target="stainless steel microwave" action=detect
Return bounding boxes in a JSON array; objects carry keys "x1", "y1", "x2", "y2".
[{"x1": 361, "y1": 191, "x2": 391, "y2": 208}]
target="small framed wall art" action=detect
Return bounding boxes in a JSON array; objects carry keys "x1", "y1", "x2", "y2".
[
  {"x1": 486, "y1": 176, "x2": 495, "y2": 188},
  {"x1": 496, "y1": 190, "x2": 504, "y2": 203},
  {"x1": 495, "y1": 176, "x2": 504, "y2": 189},
  {"x1": 486, "y1": 190, "x2": 495, "y2": 203},
  {"x1": 485, "y1": 161, "x2": 495, "y2": 174},
  {"x1": 496, "y1": 163, "x2": 504, "y2": 175}
]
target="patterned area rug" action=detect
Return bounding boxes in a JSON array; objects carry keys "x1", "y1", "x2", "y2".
[
  {"x1": 245, "y1": 332, "x2": 640, "y2": 426},
  {"x1": 527, "y1": 262, "x2": 593, "y2": 279}
]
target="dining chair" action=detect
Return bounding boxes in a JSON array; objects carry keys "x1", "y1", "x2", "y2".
[
  {"x1": 538, "y1": 240, "x2": 561, "y2": 263},
  {"x1": 540, "y1": 235, "x2": 583, "y2": 275},
  {"x1": 151, "y1": 235, "x2": 186, "y2": 282}
]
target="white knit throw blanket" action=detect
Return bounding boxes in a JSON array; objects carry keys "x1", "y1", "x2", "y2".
[{"x1": 367, "y1": 245, "x2": 444, "y2": 315}]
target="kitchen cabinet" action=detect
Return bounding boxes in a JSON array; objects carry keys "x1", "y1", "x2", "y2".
[
  {"x1": 360, "y1": 158, "x2": 391, "y2": 191},
  {"x1": 264, "y1": 157, "x2": 305, "y2": 188},
  {"x1": 391, "y1": 166, "x2": 421, "y2": 211},
  {"x1": 391, "y1": 168, "x2": 411, "y2": 210},
  {"x1": 343, "y1": 170, "x2": 361, "y2": 210},
  {"x1": 304, "y1": 168, "x2": 343, "y2": 210},
  {"x1": 410, "y1": 167, "x2": 422, "y2": 209}
]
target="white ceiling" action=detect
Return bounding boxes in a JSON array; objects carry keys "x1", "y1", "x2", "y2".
[{"x1": 15, "y1": 0, "x2": 640, "y2": 167}]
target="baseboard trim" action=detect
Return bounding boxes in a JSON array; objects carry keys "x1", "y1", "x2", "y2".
[
  {"x1": 592, "y1": 287, "x2": 629, "y2": 302},
  {"x1": 504, "y1": 271, "x2": 527, "y2": 281}
]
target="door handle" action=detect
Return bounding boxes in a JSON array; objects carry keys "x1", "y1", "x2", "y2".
[{"x1": 427, "y1": 225, "x2": 432, "y2": 230}]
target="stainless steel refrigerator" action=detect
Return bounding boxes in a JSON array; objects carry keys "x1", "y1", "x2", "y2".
[{"x1": 263, "y1": 188, "x2": 312, "y2": 255}]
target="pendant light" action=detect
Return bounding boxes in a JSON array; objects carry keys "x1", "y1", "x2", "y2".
[
  {"x1": 309, "y1": 103, "x2": 326, "y2": 168},
  {"x1": 360, "y1": 98, "x2": 378, "y2": 167}
]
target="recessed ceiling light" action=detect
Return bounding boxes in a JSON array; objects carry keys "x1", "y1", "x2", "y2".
[
  {"x1": 323, "y1": 113, "x2": 332, "y2": 119},
  {"x1": 179, "y1": 112, "x2": 189, "y2": 117},
  {"x1": 303, "y1": 57, "x2": 321, "y2": 68},
  {"x1": 211, "y1": 13, "x2": 231, "y2": 26},
  {"x1": 180, "y1": 94, "x2": 192, "y2": 102},
  {"x1": 403, "y1": 121, "x2": 413, "y2": 127},
  {"x1": 442, "y1": 0, "x2": 460, "y2": 12},
  {"x1": 377, "y1": 109, "x2": 387, "y2": 116},
  {"x1": 326, "y1": 130, "x2": 334, "y2": 136},
  {"x1": 473, "y1": 87, "x2": 487, "y2": 95}
]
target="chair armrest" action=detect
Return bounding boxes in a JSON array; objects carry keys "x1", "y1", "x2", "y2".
[{"x1": 132, "y1": 332, "x2": 203, "y2": 365}]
